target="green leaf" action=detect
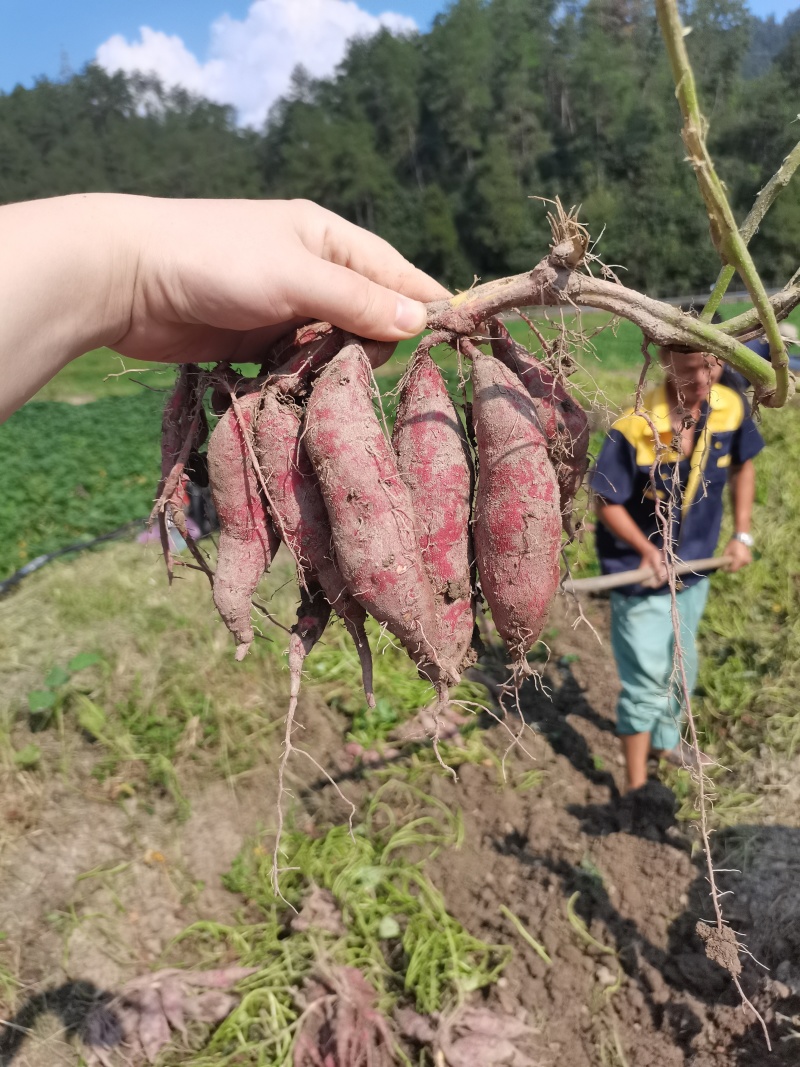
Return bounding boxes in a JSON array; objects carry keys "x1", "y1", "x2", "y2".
[
  {"x1": 77, "y1": 698, "x2": 107, "y2": 740},
  {"x1": 45, "y1": 666, "x2": 70, "y2": 688},
  {"x1": 353, "y1": 866, "x2": 383, "y2": 890},
  {"x1": 14, "y1": 744, "x2": 41, "y2": 769},
  {"x1": 28, "y1": 690, "x2": 56, "y2": 712},
  {"x1": 68, "y1": 652, "x2": 102, "y2": 673},
  {"x1": 378, "y1": 916, "x2": 400, "y2": 939}
]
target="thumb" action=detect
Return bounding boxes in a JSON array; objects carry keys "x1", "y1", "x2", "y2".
[{"x1": 289, "y1": 255, "x2": 428, "y2": 341}]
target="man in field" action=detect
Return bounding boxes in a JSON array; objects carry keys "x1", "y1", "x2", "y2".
[{"x1": 589, "y1": 347, "x2": 764, "y2": 794}]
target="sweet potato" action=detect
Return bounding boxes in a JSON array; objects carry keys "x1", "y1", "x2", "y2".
[
  {"x1": 489, "y1": 318, "x2": 589, "y2": 532},
  {"x1": 304, "y1": 343, "x2": 455, "y2": 685},
  {"x1": 208, "y1": 392, "x2": 279, "y2": 660},
  {"x1": 269, "y1": 335, "x2": 396, "y2": 400},
  {"x1": 266, "y1": 321, "x2": 343, "y2": 373},
  {"x1": 255, "y1": 385, "x2": 375, "y2": 705},
  {"x1": 392, "y1": 350, "x2": 475, "y2": 674},
  {"x1": 472, "y1": 353, "x2": 561, "y2": 668},
  {"x1": 153, "y1": 364, "x2": 208, "y2": 575}
]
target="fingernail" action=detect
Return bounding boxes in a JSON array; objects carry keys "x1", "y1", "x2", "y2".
[{"x1": 394, "y1": 296, "x2": 426, "y2": 335}]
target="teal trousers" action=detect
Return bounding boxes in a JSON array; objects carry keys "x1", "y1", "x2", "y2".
[{"x1": 609, "y1": 580, "x2": 709, "y2": 751}]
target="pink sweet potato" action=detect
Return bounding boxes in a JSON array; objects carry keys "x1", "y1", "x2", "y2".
[
  {"x1": 255, "y1": 385, "x2": 375, "y2": 705},
  {"x1": 472, "y1": 353, "x2": 561, "y2": 668},
  {"x1": 266, "y1": 321, "x2": 342, "y2": 373},
  {"x1": 392, "y1": 350, "x2": 475, "y2": 674},
  {"x1": 489, "y1": 318, "x2": 589, "y2": 532},
  {"x1": 153, "y1": 364, "x2": 208, "y2": 574},
  {"x1": 208, "y1": 392, "x2": 279, "y2": 660},
  {"x1": 304, "y1": 343, "x2": 455, "y2": 685}
]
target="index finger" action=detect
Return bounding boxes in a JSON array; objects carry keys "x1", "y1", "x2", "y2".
[{"x1": 291, "y1": 200, "x2": 451, "y2": 304}]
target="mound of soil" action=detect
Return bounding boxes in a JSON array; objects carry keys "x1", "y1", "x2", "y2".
[{"x1": 419, "y1": 595, "x2": 799, "y2": 1066}]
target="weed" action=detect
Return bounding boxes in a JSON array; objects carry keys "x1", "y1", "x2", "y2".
[
  {"x1": 513, "y1": 769, "x2": 545, "y2": 792},
  {"x1": 156, "y1": 784, "x2": 512, "y2": 1066},
  {"x1": 25, "y1": 652, "x2": 103, "y2": 731},
  {"x1": 499, "y1": 905, "x2": 552, "y2": 965},
  {"x1": 566, "y1": 892, "x2": 615, "y2": 956}
]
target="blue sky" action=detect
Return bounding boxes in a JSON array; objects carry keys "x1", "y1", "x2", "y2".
[
  {"x1": 1, "y1": 1, "x2": 439, "y2": 95},
  {"x1": 1, "y1": 0, "x2": 796, "y2": 108}
]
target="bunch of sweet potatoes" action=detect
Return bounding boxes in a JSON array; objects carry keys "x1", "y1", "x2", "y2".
[{"x1": 153, "y1": 317, "x2": 588, "y2": 704}]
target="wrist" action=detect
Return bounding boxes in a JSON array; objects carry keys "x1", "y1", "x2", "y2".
[
  {"x1": 732, "y1": 531, "x2": 754, "y2": 548},
  {"x1": 53, "y1": 194, "x2": 139, "y2": 350},
  {"x1": 0, "y1": 194, "x2": 136, "y2": 418}
]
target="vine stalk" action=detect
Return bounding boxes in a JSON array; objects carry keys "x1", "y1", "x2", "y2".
[{"x1": 655, "y1": 0, "x2": 790, "y2": 405}]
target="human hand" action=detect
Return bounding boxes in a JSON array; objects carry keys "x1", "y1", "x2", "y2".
[
  {"x1": 110, "y1": 196, "x2": 449, "y2": 365},
  {"x1": 0, "y1": 194, "x2": 450, "y2": 421},
  {"x1": 723, "y1": 537, "x2": 753, "y2": 572},
  {"x1": 639, "y1": 543, "x2": 668, "y2": 587}
]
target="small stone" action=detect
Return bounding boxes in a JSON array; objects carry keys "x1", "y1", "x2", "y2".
[
  {"x1": 596, "y1": 965, "x2": 617, "y2": 988},
  {"x1": 772, "y1": 981, "x2": 792, "y2": 1000},
  {"x1": 627, "y1": 986, "x2": 646, "y2": 1010}
]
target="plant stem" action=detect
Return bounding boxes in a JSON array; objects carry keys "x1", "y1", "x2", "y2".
[
  {"x1": 655, "y1": 0, "x2": 790, "y2": 405},
  {"x1": 426, "y1": 259, "x2": 784, "y2": 396},
  {"x1": 702, "y1": 140, "x2": 800, "y2": 320},
  {"x1": 720, "y1": 278, "x2": 800, "y2": 338}
]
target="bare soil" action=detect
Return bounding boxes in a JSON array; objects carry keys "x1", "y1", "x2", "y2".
[{"x1": 2, "y1": 593, "x2": 800, "y2": 1066}]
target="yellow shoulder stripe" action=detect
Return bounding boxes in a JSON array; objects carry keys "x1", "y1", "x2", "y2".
[
  {"x1": 610, "y1": 381, "x2": 743, "y2": 510},
  {"x1": 612, "y1": 385, "x2": 679, "y2": 467}
]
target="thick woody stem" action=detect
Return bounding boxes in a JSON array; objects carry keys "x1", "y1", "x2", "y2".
[
  {"x1": 655, "y1": 0, "x2": 790, "y2": 405},
  {"x1": 702, "y1": 140, "x2": 800, "y2": 321},
  {"x1": 426, "y1": 255, "x2": 788, "y2": 400}
]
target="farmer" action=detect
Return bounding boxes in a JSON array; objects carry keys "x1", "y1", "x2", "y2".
[
  {"x1": 589, "y1": 346, "x2": 764, "y2": 794},
  {"x1": 0, "y1": 194, "x2": 448, "y2": 423}
]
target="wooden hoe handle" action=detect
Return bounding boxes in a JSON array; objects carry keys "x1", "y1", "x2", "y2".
[{"x1": 562, "y1": 556, "x2": 733, "y2": 594}]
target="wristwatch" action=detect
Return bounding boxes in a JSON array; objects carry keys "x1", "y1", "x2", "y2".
[{"x1": 733, "y1": 531, "x2": 755, "y2": 548}]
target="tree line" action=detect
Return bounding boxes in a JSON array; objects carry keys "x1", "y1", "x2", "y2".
[{"x1": 1, "y1": 0, "x2": 799, "y2": 296}]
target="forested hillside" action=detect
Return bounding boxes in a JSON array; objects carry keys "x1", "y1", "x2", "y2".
[{"x1": 2, "y1": 0, "x2": 799, "y2": 294}]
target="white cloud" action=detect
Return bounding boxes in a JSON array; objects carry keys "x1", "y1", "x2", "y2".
[{"x1": 96, "y1": 0, "x2": 417, "y2": 127}]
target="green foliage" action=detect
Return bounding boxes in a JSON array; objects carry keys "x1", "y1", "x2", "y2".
[
  {"x1": 165, "y1": 787, "x2": 510, "y2": 1065},
  {"x1": 25, "y1": 650, "x2": 103, "y2": 731},
  {"x1": 305, "y1": 615, "x2": 488, "y2": 750},
  {"x1": 0, "y1": 66, "x2": 263, "y2": 204},
  {"x1": 2, "y1": 4, "x2": 799, "y2": 295},
  {"x1": 222, "y1": 781, "x2": 510, "y2": 1014},
  {"x1": 0, "y1": 391, "x2": 162, "y2": 578},
  {"x1": 13, "y1": 743, "x2": 41, "y2": 769},
  {"x1": 693, "y1": 402, "x2": 800, "y2": 769}
]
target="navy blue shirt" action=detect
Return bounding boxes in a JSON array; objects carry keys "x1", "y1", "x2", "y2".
[
  {"x1": 588, "y1": 382, "x2": 764, "y2": 595},
  {"x1": 721, "y1": 337, "x2": 800, "y2": 393}
]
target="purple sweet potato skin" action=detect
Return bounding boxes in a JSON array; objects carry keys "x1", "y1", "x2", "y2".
[
  {"x1": 208, "y1": 393, "x2": 279, "y2": 659},
  {"x1": 304, "y1": 343, "x2": 453, "y2": 684},
  {"x1": 392, "y1": 351, "x2": 475, "y2": 673},
  {"x1": 472, "y1": 354, "x2": 561, "y2": 660},
  {"x1": 489, "y1": 318, "x2": 589, "y2": 530},
  {"x1": 255, "y1": 385, "x2": 369, "y2": 620},
  {"x1": 255, "y1": 385, "x2": 376, "y2": 706}
]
